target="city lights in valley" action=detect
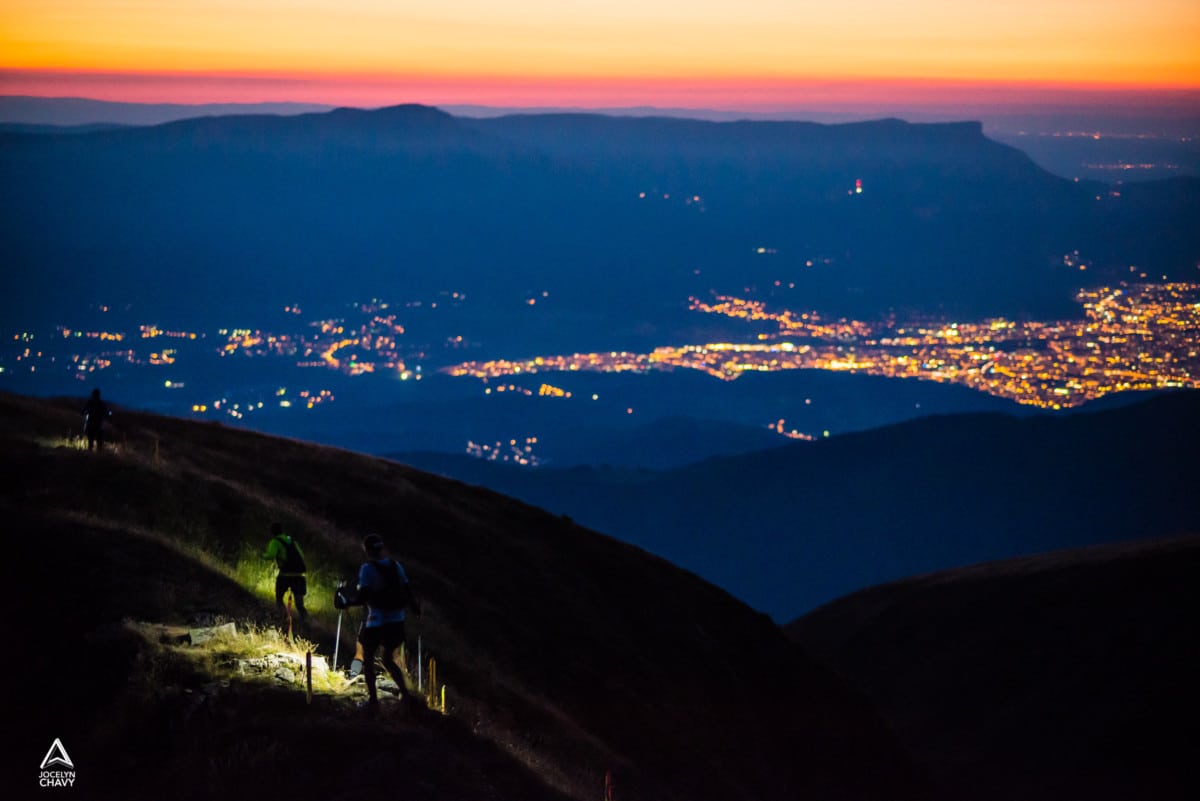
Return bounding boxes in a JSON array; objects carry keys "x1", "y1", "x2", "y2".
[{"x1": 446, "y1": 283, "x2": 1200, "y2": 410}]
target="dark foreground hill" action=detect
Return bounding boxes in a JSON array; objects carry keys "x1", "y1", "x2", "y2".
[
  {"x1": 787, "y1": 536, "x2": 1200, "y2": 800},
  {"x1": 399, "y1": 391, "x2": 1200, "y2": 620},
  {"x1": 0, "y1": 392, "x2": 932, "y2": 801}
]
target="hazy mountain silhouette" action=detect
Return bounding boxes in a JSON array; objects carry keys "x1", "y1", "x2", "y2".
[
  {"x1": 0, "y1": 121, "x2": 130, "y2": 135},
  {"x1": 2, "y1": 104, "x2": 1197, "y2": 330},
  {"x1": 0, "y1": 95, "x2": 333, "y2": 126},
  {"x1": 250, "y1": 368, "x2": 1030, "y2": 466},
  {"x1": 0, "y1": 391, "x2": 932, "y2": 801},
  {"x1": 787, "y1": 536, "x2": 1200, "y2": 800},
  {"x1": 397, "y1": 391, "x2": 1200, "y2": 620}
]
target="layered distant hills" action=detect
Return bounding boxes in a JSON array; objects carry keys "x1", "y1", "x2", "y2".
[
  {"x1": 397, "y1": 391, "x2": 1200, "y2": 620},
  {"x1": 3, "y1": 103, "x2": 1198, "y2": 332}
]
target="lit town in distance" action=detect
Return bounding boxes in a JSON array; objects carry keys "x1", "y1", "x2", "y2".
[
  {"x1": 5, "y1": 282, "x2": 1198, "y2": 435},
  {"x1": 448, "y1": 282, "x2": 1200, "y2": 411}
]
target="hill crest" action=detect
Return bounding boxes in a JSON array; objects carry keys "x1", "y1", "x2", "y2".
[
  {"x1": 787, "y1": 535, "x2": 1200, "y2": 800},
  {"x1": 0, "y1": 391, "x2": 929, "y2": 801}
]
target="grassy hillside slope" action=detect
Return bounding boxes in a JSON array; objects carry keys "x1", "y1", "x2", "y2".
[
  {"x1": 0, "y1": 392, "x2": 932, "y2": 801},
  {"x1": 787, "y1": 537, "x2": 1200, "y2": 800}
]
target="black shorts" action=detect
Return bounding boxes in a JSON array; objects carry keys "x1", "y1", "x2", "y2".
[
  {"x1": 360, "y1": 621, "x2": 406, "y2": 656},
  {"x1": 275, "y1": 574, "x2": 307, "y2": 604}
]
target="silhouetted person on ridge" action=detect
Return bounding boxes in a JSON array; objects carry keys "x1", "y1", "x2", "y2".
[
  {"x1": 356, "y1": 532, "x2": 420, "y2": 711},
  {"x1": 81, "y1": 388, "x2": 112, "y2": 451},
  {"x1": 262, "y1": 522, "x2": 308, "y2": 621}
]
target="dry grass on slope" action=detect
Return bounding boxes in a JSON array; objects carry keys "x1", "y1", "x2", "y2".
[{"x1": 1, "y1": 392, "x2": 934, "y2": 801}]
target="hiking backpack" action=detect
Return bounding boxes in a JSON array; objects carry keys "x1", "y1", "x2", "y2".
[
  {"x1": 364, "y1": 559, "x2": 409, "y2": 611},
  {"x1": 275, "y1": 536, "x2": 307, "y2": 573}
]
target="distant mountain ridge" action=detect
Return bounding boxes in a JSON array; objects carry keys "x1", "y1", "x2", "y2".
[
  {"x1": 5, "y1": 96, "x2": 1196, "y2": 185},
  {"x1": 0, "y1": 94, "x2": 333, "y2": 126},
  {"x1": 6, "y1": 94, "x2": 1196, "y2": 136},
  {"x1": 3, "y1": 102, "x2": 1198, "y2": 330}
]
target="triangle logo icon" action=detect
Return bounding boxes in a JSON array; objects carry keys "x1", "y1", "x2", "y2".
[{"x1": 40, "y1": 738, "x2": 74, "y2": 770}]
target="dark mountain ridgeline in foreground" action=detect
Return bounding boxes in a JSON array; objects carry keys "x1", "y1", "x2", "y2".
[
  {"x1": 0, "y1": 391, "x2": 930, "y2": 801},
  {"x1": 2, "y1": 104, "x2": 1198, "y2": 330},
  {"x1": 398, "y1": 391, "x2": 1200, "y2": 620},
  {"x1": 787, "y1": 536, "x2": 1200, "y2": 801}
]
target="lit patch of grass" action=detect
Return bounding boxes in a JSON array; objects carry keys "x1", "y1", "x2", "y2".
[
  {"x1": 233, "y1": 543, "x2": 339, "y2": 618},
  {"x1": 299, "y1": 571, "x2": 337, "y2": 617},
  {"x1": 209, "y1": 620, "x2": 319, "y2": 659},
  {"x1": 128, "y1": 620, "x2": 349, "y2": 695},
  {"x1": 37, "y1": 434, "x2": 128, "y2": 454},
  {"x1": 234, "y1": 543, "x2": 279, "y2": 601}
]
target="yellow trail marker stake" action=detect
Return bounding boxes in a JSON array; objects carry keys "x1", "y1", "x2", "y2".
[
  {"x1": 440, "y1": 685, "x2": 446, "y2": 714},
  {"x1": 285, "y1": 588, "x2": 295, "y2": 645}
]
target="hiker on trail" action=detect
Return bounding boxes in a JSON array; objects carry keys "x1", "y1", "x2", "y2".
[
  {"x1": 81, "y1": 388, "x2": 111, "y2": 451},
  {"x1": 262, "y1": 522, "x2": 308, "y2": 620},
  {"x1": 357, "y1": 533, "x2": 420, "y2": 709}
]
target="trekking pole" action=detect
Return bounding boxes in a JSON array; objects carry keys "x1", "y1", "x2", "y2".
[{"x1": 332, "y1": 609, "x2": 343, "y2": 672}]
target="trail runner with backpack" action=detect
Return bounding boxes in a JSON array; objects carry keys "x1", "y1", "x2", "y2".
[
  {"x1": 341, "y1": 532, "x2": 421, "y2": 710},
  {"x1": 81, "y1": 388, "x2": 112, "y2": 452},
  {"x1": 262, "y1": 522, "x2": 308, "y2": 620}
]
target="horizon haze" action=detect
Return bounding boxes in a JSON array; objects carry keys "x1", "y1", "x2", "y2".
[{"x1": 3, "y1": 1, "x2": 1198, "y2": 109}]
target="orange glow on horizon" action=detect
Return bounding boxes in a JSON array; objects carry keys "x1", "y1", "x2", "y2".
[
  {"x1": 1, "y1": 1, "x2": 1198, "y2": 108},
  {"x1": 3, "y1": 68, "x2": 1197, "y2": 112}
]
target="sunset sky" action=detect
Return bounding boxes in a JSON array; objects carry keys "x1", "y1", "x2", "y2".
[{"x1": 2, "y1": 1, "x2": 1199, "y2": 110}]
